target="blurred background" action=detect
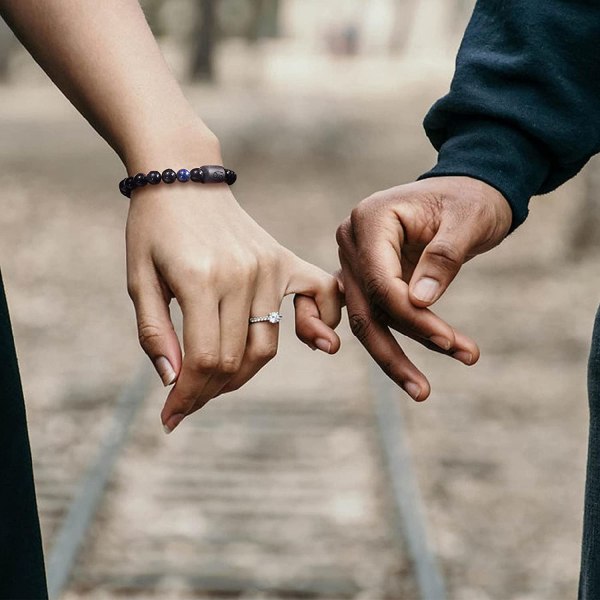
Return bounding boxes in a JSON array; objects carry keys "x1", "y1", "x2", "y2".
[{"x1": 1, "y1": 1, "x2": 599, "y2": 598}]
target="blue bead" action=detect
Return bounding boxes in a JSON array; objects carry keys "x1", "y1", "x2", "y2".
[{"x1": 176, "y1": 169, "x2": 191, "y2": 182}]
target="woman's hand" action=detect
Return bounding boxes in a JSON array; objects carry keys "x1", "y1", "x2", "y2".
[
  {"x1": 126, "y1": 182, "x2": 342, "y2": 433},
  {"x1": 0, "y1": 0, "x2": 342, "y2": 431}
]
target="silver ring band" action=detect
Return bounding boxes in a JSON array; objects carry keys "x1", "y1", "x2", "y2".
[{"x1": 249, "y1": 312, "x2": 283, "y2": 325}]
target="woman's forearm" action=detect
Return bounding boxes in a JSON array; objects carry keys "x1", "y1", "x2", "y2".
[{"x1": 0, "y1": 0, "x2": 221, "y2": 170}]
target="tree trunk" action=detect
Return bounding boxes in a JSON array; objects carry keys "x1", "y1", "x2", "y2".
[
  {"x1": 257, "y1": 0, "x2": 280, "y2": 39},
  {"x1": 191, "y1": 0, "x2": 216, "y2": 81}
]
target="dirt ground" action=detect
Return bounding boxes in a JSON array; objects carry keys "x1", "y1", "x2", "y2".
[{"x1": 1, "y1": 45, "x2": 599, "y2": 599}]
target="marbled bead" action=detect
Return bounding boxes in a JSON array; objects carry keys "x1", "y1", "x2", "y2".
[
  {"x1": 146, "y1": 171, "x2": 162, "y2": 185},
  {"x1": 161, "y1": 169, "x2": 177, "y2": 184},
  {"x1": 204, "y1": 165, "x2": 226, "y2": 183},
  {"x1": 125, "y1": 176, "x2": 136, "y2": 190},
  {"x1": 190, "y1": 167, "x2": 204, "y2": 183},
  {"x1": 119, "y1": 178, "x2": 128, "y2": 196},
  {"x1": 134, "y1": 173, "x2": 148, "y2": 187},
  {"x1": 176, "y1": 168, "x2": 190, "y2": 182}
]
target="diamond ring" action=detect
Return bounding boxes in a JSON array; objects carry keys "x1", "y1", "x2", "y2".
[{"x1": 249, "y1": 312, "x2": 283, "y2": 325}]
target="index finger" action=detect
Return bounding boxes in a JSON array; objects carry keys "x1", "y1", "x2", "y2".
[
  {"x1": 339, "y1": 250, "x2": 430, "y2": 401},
  {"x1": 345, "y1": 203, "x2": 464, "y2": 350},
  {"x1": 161, "y1": 292, "x2": 220, "y2": 432}
]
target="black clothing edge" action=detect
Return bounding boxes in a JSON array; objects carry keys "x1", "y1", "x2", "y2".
[{"x1": 0, "y1": 270, "x2": 48, "y2": 600}]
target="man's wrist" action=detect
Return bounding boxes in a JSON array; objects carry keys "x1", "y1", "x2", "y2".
[{"x1": 420, "y1": 117, "x2": 550, "y2": 232}]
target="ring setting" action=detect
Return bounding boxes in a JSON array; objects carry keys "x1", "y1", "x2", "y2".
[{"x1": 249, "y1": 312, "x2": 283, "y2": 325}]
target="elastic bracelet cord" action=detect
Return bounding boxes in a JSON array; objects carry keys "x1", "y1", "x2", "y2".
[{"x1": 118, "y1": 165, "x2": 237, "y2": 198}]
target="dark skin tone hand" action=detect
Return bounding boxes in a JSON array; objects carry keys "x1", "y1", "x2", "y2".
[{"x1": 297, "y1": 175, "x2": 513, "y2": 401}]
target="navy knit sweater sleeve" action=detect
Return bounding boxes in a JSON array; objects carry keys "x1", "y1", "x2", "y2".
[{"x1": 419, "y1": 0, "x2": 600, "y2": 229}]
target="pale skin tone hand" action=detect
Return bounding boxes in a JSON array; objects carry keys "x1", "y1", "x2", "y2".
[
  {"x1": 320, "y1": 176, "x2": 513, "y2": 401},
  {"x1": 0, "y1": 0, "x2": 342, "y2": 432},
  {"x1": 127, "y1": 183, "x2": 341, "y2": 432}
]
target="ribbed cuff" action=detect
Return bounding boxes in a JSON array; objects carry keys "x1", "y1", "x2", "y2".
[{"x1": 418, "y1": 118, "x2": 551, "y2": 232}]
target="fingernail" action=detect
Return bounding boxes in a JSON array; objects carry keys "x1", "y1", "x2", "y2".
[
  {"x1": 453, "y1": 351, "x2": 473, "y2": 365},
  {"x1": 163, "y1": 413, "x2": 185, "y2": 434},
  {"x1": 154, "y1": 356, "x2": 177, "y2": 387},
  {"x1": 413, "y1": 277, "x2": 440, "y2": 303},
  {"x1": 315, "y1": 338, "x2": 332, "y2": 354},
  {"x1": 404, "y1": 382, "x2": 422, "y2": 401},
  {"x1": 430, "y1": 335, "x2": 452, "y2": 351}
]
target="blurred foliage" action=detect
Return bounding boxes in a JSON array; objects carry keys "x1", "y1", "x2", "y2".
[
  {"x1": 140, "y1": 0, "x2": 279, "y2": 40},
  {"x1": 140, "y1": 0, "x2": 280, "y2": 80}
]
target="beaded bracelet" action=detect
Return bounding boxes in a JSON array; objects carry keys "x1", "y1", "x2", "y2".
[{"x1": 118, "y1": 165, "x2": 237, "y2": 198}]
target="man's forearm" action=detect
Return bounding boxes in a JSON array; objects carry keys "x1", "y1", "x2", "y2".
[
  {"x1": 0, "y1": 0, "x2": 221, "y2": 171},
  {"x1": 420, "y1": 0, "x2": 600, "y2": 230}
]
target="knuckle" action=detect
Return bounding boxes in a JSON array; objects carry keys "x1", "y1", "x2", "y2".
[
  {"x1": 127, "y1": 280, "x2": 141, "y2": 302},
  {"x1": 167, "y1": 397, "x2": 193, "y2": 416},
  {"x1": 261, "y1": 343, "x2": 278, "y2": 362},
  {"x1": 364, "y1": 273, "x2": 393, "y2": 307},
  {"x1": 351, "y1": 193, "x2": 386, "y2": 221},
  {"x1": 348, "y1": 311, "x2": 372, "y2": 341},
  {"x1": 350, "y1": 201, "x2": 373, "y2": 231},
  {"x1": 378, "y1": 358, "x2": 396, "y2": 380},
  {"x1": 218, "y1": 355, "x2": 243, "y2": 375},
  {"x1": 426, "y1": 240, "x2": 463, "y2": 268},
  {"x1": 137, "y1": 321, "x2": 164, "y2": 350},
  {"x1": 223, "y1": 380, "x2": 242, "y2": 393},
  {"x1": 250, "y1": 343, "x2": 278, "y2": 364},
  {"x1": 257, "y1": 247, "x2": 280, "y2": 270},
  {"x1": 399, "y1": 309, "x2": 420, "y2": 333},
  {"x1": 349, "y1": 205, "x2": 364, "y2": 227},
  {"x1": 236, "y1": 255, "x2": 260, "y2": 281},
  {"x1": 171, "y1": 264, "x2": 214, "y2": 298},
  {"x1": 335, "y1": 218, "x2": 353, "y2": 249},
  {"x1": 182, "y1": 262, "x2": 217, "y2": 284},
  {"x1": 188, "y1": 351, "x2": 220, "y2": 373}
]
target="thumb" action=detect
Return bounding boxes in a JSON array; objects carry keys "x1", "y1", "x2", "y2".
[
  {"x1": 409, "y1": 229, "x2": 471, "y2": 307},
  {"x1": 128, "y1": 272, "x2": 182, "y2": 386}
]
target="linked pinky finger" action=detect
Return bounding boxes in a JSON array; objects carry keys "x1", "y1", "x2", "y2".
[{"x1": 294, "y1": 294, "x2": 341, "y2": 354}]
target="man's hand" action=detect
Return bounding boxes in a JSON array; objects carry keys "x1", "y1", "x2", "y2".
[{"x1": 334, "y1": 176, "x2": 513, "y2": 401}]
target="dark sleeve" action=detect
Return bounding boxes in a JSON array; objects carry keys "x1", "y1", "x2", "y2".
[{"x1": 419, "y1": 0, "x2": 600, "y2": 230}]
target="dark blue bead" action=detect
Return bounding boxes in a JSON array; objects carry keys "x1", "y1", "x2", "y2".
[
  {"x1": 125, "y1": 176, "x2": 135, "y2": 190},
  {"x1": 161, "y1": 169, "x2": 176, "y2": 184},
  {"x1": 146, "y1": 171, "x2": 161, "y2": 185},
  {"x1": 134, "y1": 173, "x2": 147, "y2": 187},
  {"x1": 190, "y1": 168, "x2": 204, "y2": 182},
  {"x1": 176, "y1": 169, "x2": 190, "y2": 182},
  {"x1": 119, "y1": 178, "x2": 128, "y2": 195}
]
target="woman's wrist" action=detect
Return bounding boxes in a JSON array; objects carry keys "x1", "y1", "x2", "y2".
[{"x1": 120, "y1": 119, "x2": 223, "y2": 175}]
